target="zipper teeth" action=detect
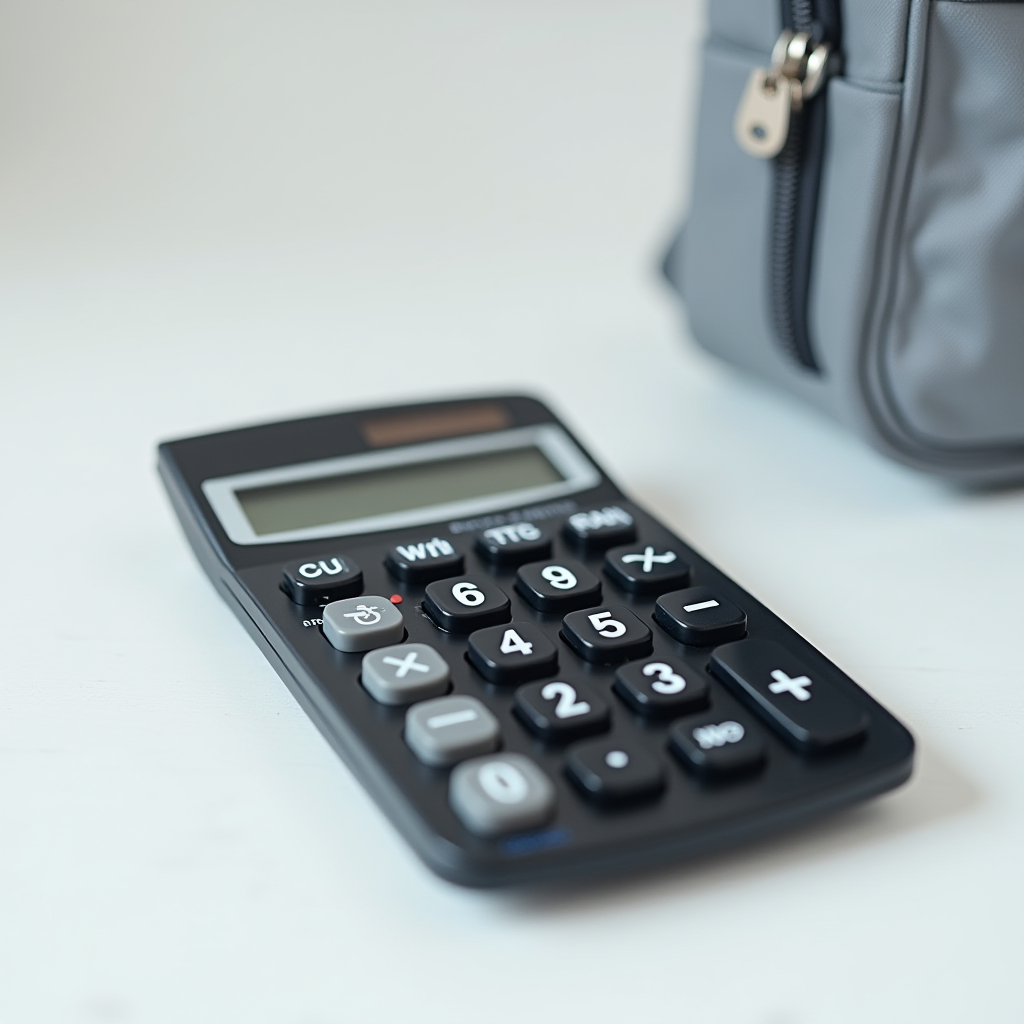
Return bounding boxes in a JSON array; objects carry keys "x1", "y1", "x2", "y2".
[
  {"x1": 790, "y1": 0, "x2": 814, "y2": 31},
  {"x1": 769, "y1": 0, "x2": 822, "y2": 372},
  {"x1": 769, "y1": 112, "x2": 805, "y2": 366}
]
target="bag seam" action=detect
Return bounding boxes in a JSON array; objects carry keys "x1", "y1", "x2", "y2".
[{"x1": 859, "y1": 0, "x2": 1024, "y2": 473}]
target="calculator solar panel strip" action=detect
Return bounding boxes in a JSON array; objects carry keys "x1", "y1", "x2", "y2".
[{"x1": 157, "y1": 395, "x2": 914, "y2": 888}]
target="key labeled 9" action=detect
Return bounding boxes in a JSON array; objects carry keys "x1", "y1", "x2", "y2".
[
  {"x1": 515, "y1": 558, "x2": 602, "y2": 613},
  {"x1": 541, "y1": 565, "x2": 577, "y2": 590}
]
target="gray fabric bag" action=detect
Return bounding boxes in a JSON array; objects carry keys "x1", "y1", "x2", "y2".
[{"x1": 664, "y1": 0, "x2": 1024, "y2": 483}]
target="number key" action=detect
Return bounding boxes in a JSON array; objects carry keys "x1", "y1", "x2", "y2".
[
  {"x1": 449, "y1": 754, "x2": 556, "y2": 837},
  {"x1": 560, "y1": 605, "x2": 652, "y2": 664},
  {"x1": 514, "y1": 680, "x2": 610, "y2": 740},
  {"x1": 515, "y1": 559, "x2": 602, "y2": 613},
  {"x1": 614, "y1": 656, "x2": 709, "y2": 718},
  {"x1": 467, "y1": 623, "x2": 558, "y2": 684},
  {"x1": 423, "y1": 575, "x2": 512, "y2": 633}
]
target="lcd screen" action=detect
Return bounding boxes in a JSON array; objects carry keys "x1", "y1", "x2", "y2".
[{"x1": 235, "y1": 445, "x2": 565, "y2": 536}]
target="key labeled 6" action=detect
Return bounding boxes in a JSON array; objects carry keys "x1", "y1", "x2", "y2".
[{"x1": 423, "y1": 574, "x2": 511, "y2": 633}]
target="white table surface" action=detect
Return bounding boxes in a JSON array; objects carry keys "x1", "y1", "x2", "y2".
[{"x1": 2, "y1": 2, "x2": 1021, "y2": 1021}]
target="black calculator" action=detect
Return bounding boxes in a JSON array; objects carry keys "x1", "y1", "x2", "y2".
[{"x1": 158, "y1": 395, "x2": 913, "y2": 887}]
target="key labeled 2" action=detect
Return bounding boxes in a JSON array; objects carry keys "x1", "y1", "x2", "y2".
[
  {"x1": 467, "y1": 622, "x2": 557, "y2": 684},
  {"x1": 560, "y1": 605, "x2": 652, "y2": 664},
  {"x1": 514, "y1": 679, "x2": 610, "y2": 740}
]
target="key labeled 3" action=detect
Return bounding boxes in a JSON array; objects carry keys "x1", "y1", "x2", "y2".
[{"x1": 614, "y1": 656, "x2": 709, "y2": 718}]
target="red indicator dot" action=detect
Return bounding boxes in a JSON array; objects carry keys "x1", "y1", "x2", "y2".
[{"x1": 389, "y1": 594, "x2": 403, "y2": 604}]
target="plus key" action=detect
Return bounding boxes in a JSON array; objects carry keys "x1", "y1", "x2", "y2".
[
  {"x1": 710, "y1": 639, "x2": 868, "y2": 752},
  {"x1": 768, "y1": 669, "x2": 813, "y2": 701}
]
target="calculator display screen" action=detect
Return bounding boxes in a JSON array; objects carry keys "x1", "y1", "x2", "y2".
[{"x1": 235, "y1": 445, "x2": 565, "y2": 537}]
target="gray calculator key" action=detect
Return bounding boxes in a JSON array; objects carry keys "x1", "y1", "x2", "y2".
[
  {"x1": 405, "y1": 696, "x2": 500, "y2": 767},
  {"x1": 322, "y1": 596, "x2": 404, "y2": 652},
  {"x1": 361, "y1": 643, "x2": 450, "y2": 705},
  {"x1": 449, "y1": 754, "x2": 556, "y2": 837}
]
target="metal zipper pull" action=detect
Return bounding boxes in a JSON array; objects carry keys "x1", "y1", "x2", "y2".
[{"x1": 734, "y1": 30, "x2": 831, "y2": 159}]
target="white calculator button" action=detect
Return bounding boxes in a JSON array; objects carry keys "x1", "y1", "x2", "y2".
[
  {"x1": 322, "y1": 596, "x2": 404, "y2": 652},
  {"x1": 449, "y1": 754, "x2": 556, "y2": 837},
  {"x1": 405, "y1": 696, "x2": 500, "y2": 768}
]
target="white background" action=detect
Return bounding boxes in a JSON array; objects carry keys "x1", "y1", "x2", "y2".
[{"x1": 1, "y1": 2, "x2": 1021, "y2": 1021}]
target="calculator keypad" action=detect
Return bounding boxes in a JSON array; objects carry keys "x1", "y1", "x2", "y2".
[
  {"x1": 604, "y1": 544, "x2": 691, "y2": 595},
  {"x1": 514, "y1": 558, "x2": 602, "y2": 613},
  {"x1": 566, "y1": 738, "x2": 665, "y2": 805},
  {"x1": 405, "y1": 695, "x2": 500, "y2": 767},
  {"x1": 273, "y1": 501, "x2": 894, "y2": 868},
  {"x1": 423, "y1": 575, "x2": 512, "y2": 633},
  {"x1": 514, "y1": 680, "x2": 610, "y2": 740},
  {"x1": 467, "y1": 623, "x2": 558, "y2": 684},
  {"x1": 560, "y1": 605, "x2": 653, "y2": 664}
]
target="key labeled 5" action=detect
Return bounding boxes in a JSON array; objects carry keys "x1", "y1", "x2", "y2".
[{"x1": 560, "y1": 605, "x2": 652, "y2": 664}]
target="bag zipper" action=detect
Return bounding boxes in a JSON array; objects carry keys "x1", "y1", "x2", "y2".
[{"x1": 734, "y1": 0, "x2": 842, "y2": 372}]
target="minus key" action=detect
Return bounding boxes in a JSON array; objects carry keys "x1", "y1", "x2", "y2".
[{"x1": 654, "y1": 587, "x2": 747, "y2": 646}]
